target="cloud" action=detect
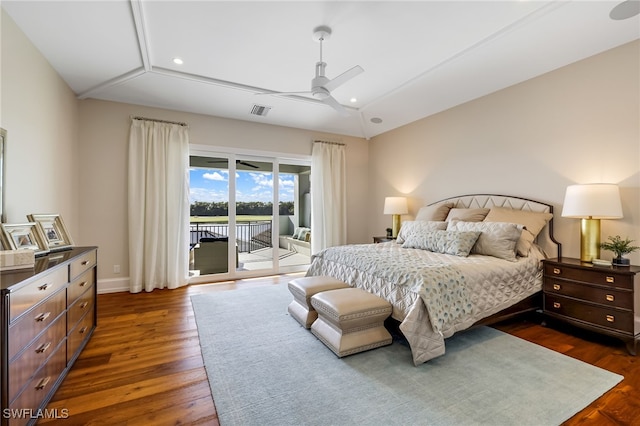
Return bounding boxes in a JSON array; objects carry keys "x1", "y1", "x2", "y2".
[{"x1": 203, "y1": 171, "x2": 226, "y2": 181}]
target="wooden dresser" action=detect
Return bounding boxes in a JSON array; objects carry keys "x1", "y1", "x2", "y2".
[
  {"x1": 543, "y1": 257, "x2": 639, "y2": 355},
  {"x1": 0, "y1": 247, "x2": 97, "y2": 426}
]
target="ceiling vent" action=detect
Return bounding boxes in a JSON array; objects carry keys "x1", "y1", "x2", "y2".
[{"x1": 250, "y1": 104, "x2": 271, "y2": 117}]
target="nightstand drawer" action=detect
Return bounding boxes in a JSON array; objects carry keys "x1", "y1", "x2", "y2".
[
  {"x1": 543, "y1": 278, "x2": 633, "y2": 310},
  {"x1": 544, "y1": 294, "x2": 634, "y2": 333},
  {"x1": 544, "y1": 263, "x2": 633, "y2": 289}
]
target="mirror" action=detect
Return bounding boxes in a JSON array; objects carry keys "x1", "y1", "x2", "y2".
[{"x1": 0, "y1": 128, "x2": 5, "y2": 223}]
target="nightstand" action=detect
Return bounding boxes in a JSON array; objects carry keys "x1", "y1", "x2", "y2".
[
  {"x1": 542, "y1": 257, "x2": 640, "y2": 355},
  {"x1": 373, "y1": 236, "x2": 395, "y2": 243}
]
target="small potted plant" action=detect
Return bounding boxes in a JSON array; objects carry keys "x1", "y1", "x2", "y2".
[{"x1": 600, "y1": 235, "x2": 639, "y2": 266}]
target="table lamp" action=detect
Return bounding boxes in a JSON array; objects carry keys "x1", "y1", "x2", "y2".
[
  {"x1": 383, "y1": 197, "x2": 408, "y2": 238},
  {"x1": 561, "y1": 184, "x2": 623, "y2": 262}
]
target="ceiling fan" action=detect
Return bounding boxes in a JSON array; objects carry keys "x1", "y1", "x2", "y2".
[
  {"x1": 207, "y1": 159, "x2": 259, "y2": 169},
  {"x1": 259, "y1": 26, "x2": 364, "y2": 117}
]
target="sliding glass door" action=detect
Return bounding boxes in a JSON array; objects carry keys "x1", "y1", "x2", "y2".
[{"x1": 189, "y1": 150, "x2": 310, "y2": 281}]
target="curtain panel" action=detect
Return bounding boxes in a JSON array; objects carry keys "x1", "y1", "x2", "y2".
[
  {"x1": 311, "y1": 141, "x2": 347, "y2": 254},
  {"x1": 128, "y1": 119, "x2": 190, "y2": 293}
]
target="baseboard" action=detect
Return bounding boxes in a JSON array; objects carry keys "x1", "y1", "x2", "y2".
[{"x1": 97, "y1": 277, "x2": 129, "y2": 294}]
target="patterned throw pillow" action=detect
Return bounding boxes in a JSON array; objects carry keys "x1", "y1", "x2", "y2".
[
  {"x1": 402, "y1": 230, "x2": 481, "y2": 257},
  {"x1": 396, "y1": 221, "x2": 447, "y2": 244}
]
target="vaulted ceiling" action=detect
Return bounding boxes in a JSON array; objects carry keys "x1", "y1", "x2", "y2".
[{"x1": 3, "y1": 1, "x2": 639, "y2": 139}]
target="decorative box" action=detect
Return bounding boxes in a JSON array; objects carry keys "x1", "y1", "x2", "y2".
[{"x1": 0, "y1": 249, "x2": 35, "y2": 271}]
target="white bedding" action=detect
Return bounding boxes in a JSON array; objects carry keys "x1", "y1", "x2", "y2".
[{"x1": 306, "y1": 242, "x2": 545, "y2": 365}]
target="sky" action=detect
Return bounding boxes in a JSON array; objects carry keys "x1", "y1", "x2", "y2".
[{"x1": 189, "y1": 167, "x2": 295, "y2": 203}]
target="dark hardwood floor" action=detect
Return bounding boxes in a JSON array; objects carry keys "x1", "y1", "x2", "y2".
[{"x1": 41, "y1": 274, "x2": 639, "y2": 425}]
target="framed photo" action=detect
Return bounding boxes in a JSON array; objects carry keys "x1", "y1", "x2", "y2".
[
  {"x1": 1, "y1": 223, "x2": 49, "y2": 256},
  {"x1": 27, "y1": 214, "x2": 74, "y2": 251}
]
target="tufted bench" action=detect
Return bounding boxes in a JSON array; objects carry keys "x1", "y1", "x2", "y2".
[
  {"x1": 288, "y1": 276, "x2": 350, "y2": 328},
  {"x1": 310, "y1": 288, "x2": 393, "y2": 357}
]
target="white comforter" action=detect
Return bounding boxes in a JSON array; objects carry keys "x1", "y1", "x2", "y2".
[{"x1": 306, "y1": 242, "x2": 544, "y2": 365}]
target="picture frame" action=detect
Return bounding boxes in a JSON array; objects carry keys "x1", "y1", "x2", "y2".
[
  {"x1": 27, "y1": 214, "x2": 74, "y2": 252},
  {"x1": 0, "y1": 222, "x2": 49, "y2": 257}
]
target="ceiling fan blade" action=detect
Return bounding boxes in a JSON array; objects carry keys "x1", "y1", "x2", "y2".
[
  {"x1": 255, "y1": 91, "x2": 313, "y2": 96},
  {"x1": 324, "y1": 65, "x2": 364, "y2": 92},
  {"x1": 322, "y1": 95, "x2": 349, "y2": 117},
  {"x1": 238, "y1": 161, "x2": 259, "y2": 169}
]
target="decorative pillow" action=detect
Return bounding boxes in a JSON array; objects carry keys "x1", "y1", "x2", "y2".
[
  {"x1": 402, "y1": 230, "x2": 481, "y2": 257},
  {"x1": 396, "y1": 220, "x2": 447, "y2": 244},
  {"x1": 415, "y1": 202, "x2": 454, "y2": 222},
  {"x1": 297, "y1": 228, "x2": 311, "y2": 241},
  {"x1": 445, "y1": 208, "x2": 490, "y2": 222},
  {"x1": 483, "y1": 207, "x2": 553, "y2": 256},
  {"x1": 447, "y1": 220, "x2": 523, "y2": 261},
  {"x1": 292, "y1": 227, "x2": 303, "y2": 239}
]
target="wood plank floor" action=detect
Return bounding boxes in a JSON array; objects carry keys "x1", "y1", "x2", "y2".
[{"x1": 41, "y1": 274, "x2": 639, "y2": 425}]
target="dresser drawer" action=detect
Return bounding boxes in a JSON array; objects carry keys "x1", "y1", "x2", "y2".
[
  {"x1": 8, "y1": 342, "x2": 66, "y2": 426},
  {"x1": 8, "y1": 312, "x2": 66, "y2": 401},
  {"x1": 544, "y1": 294, "x2": 634, "y2": 334},
  {"x1": 69, "y1": 249, "x2": 96, "y2": 281},
  {"x1": 8, "y1": 289, "x2": 66, "y2": 361},
  {"x1": 9, "y1": 267, "x2": 67, "y2": 322},
  {"x1": 68, "y1": 268, "x2": 95, "y2": 306},
  {"x1": 544, "y1": 278, "x2": 633, "y2": 310},
  {"x1": 544, "y1": 263, "x2": 634, "y2": 289},
  {"x1": 67, "y1": 286, "x2": 94, "y2": 331},
  {"x1": 67, "y1": 304, "x2": 95, "y2": 363}
]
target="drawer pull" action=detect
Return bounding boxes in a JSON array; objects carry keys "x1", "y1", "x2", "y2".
[
  {"x1": 553, "y1": 302, "x2": 561, "y2": 309},
  {"x1": 35, "y1": 312, "x2": 51, "y2": 322},
  {"x1": 35, "y1": 342, "x2": 51, "y2": 354},
  {"x1": 38, "y1": 283, "x2": 50, "y2": 291},
  {"x1": 606, "y1": 315, "x2": 615, "y2": 323},
  {"x1": 606, "y1": 276, "x2": 615, "y2": 283},
  {"x1": 35, "y1": 376, "x2": 50, "y2": 391},
  {"x1": 553, "y1": 268, "x2": 561, "y2": 275},
  {"x1": 81, "y1": 260, "x2": 89, "y2": 265},
  {"x1": 79, "y1": 281, "x2": 88, "y2": 287},
  {"x1": 79, "y1": 326, "x2": 88, "y2": 334},
  {"x1": 553, "y1": 284, "x2": 561, "y2": 291},
  {"x1": 79, "y1": 301, "x2": 89, "y2": 309},
  {"x1": 606, "y1": 294, "x2": 615, "y2": 302}
]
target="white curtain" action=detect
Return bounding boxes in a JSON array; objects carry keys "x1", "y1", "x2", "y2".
[
  {"x1": 128, "y1": 119, "x2": 190, "y2": 293},
  {"x1": 311, "y1": 141, "x2": 347, "y2": 254}
]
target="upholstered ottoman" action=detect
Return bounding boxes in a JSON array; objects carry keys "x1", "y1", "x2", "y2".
[
  {"x1": 310, "y1": 288, "x2": 392, "y2": 357},
  {"x1": 288, "y1": 276, "x2": 349, "y2": 328}
]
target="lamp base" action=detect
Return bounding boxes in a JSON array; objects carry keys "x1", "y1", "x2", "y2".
[
  {"x1": 580, "y1": 218, "x2": 600, "y2": 262},
  {"x1": 392, "y1": 214, "x2": 402, "y2": 238}
]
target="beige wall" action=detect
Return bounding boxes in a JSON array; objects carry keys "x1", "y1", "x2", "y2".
[
  {"x1": 78, "y1": 99, "x2": 369, "y2": 289},
  {"x1": 369, "y1": 40, "x2": 640, "y2": 264},
  {"x1": 0, "y1": 10, "x2": 80, "y2": 237}
]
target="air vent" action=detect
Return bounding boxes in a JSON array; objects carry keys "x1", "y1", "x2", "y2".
[{"x1": 250, "y1": 104, "x2": 272, "y2": 117}]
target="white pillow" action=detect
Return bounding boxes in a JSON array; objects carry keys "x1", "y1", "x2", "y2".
[
  {"x1": 447, "y1": 220, "x2": 523, "y2": 261},
  {"x1": 483, "y1": 207, "x2": 553, "y2": 256},
  {"x1": 396, "y1": 220, "x2": 447, "y2": 244}
]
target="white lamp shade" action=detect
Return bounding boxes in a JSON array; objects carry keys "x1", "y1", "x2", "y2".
[
  {"x1": 383, "y1": 197, "x2": 408, "y2": 215},
  {"x1": 561, "y1": 184, "x2": 623, "y2": 219}
]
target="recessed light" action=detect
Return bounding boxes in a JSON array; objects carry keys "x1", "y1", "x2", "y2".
[
  {"x1": 610, "y1": 0, "x2": 640, "y2": 20},
  {"x1": 370, "y1": 117, "x2": 383, "y2": 124},
  {"x1": 173, "y1": 57, "x2": 184, "y2": 65},
  {"x1": 350, "y1": 97, "x2": 357, "y2": 103}
]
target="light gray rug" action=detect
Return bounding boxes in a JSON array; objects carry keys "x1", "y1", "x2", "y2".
[{"x1": 192, "y1": 284, "x2": 622, "y2": 426}]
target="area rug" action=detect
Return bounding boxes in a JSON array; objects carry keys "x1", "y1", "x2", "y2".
[{"x1": 192, "y1": 284, "x2": 623, "y2": 426}]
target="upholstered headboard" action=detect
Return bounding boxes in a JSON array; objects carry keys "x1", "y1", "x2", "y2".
[{"x1": 427, "y1": 194, "x2": 561, "y2": 258}]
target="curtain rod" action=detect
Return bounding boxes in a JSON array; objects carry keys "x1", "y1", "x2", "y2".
[
  {"x1": 313, "y1": 140, "x2": 345, "y2": 146},
  {"x1": 131, "y1": 116, "x2": 188, "y2": 127}
]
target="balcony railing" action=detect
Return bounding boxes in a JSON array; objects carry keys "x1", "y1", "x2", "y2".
[{"x1": 190, "y1": 220, "x2": 272, "y2": 253}]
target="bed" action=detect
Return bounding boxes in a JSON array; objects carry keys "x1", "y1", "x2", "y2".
[{"x1": 306, "y1": 194, "x2": 561, "y2": 365}]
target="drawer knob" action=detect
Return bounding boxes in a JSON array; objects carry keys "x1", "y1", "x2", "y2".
[
  {"x1": 553, "y1": 284, "x2": 561, "y2": 291},
  {"x1": 38, "y1": 283, "x2": 50, "y2": 291},
  {"x1": 35, "y1": 341, "x2": 51, "y2": 354},
  {"x1": 35, "y1": 312, "x2": 51, "y2": 322},
  {"x1": 79, "y1": 326, "x2": 88, "y2": 334},
  {"x1": 606, "y1": 315, "x2": 615, "y2": 323},
  {"x1": 553, "y1": 302, "x2": 561, "y2": 309},
  {"x1": 35, "y1": 376, "x2": 50, "y2": 391},
  {"x1": 553, "y1": 268, "x2": 561, "y2": 275},
  {"x1": 606, "y1": 294, "x2": 615, "y2": 302},
  {"x1": 79, "y1": 281, "x2": 88, "y2": 287},
  {"x1": 81, "y1": 260, "x2": 89, "y2": 265},
  {"x1": 606, "y1": 276, "x2": 615, "y2": 283},
  {"x1": 79, "y1": 301, "x2": 89, "y2": 309}
]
